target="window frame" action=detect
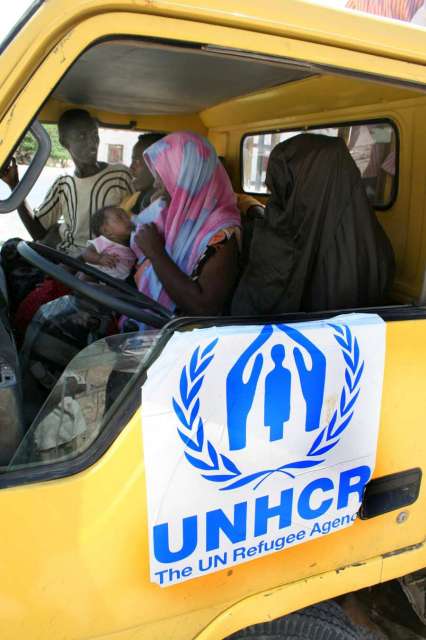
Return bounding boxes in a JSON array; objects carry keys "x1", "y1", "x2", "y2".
[{"x1": 240, "y1": 117, "x2": 400, "y2": 211}]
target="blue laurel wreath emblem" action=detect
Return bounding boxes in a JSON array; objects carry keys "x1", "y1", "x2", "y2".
[{"x1": 173, "y1": 324, "x2": 364, "y2": 491}]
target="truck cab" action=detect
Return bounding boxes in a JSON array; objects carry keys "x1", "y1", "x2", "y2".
[{"x1": 0, "y1": 2, "x2": 424, "y2": 638}]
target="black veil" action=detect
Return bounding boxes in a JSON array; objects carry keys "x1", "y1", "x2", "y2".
[{"x1": 232, "y1": 134, "x2": 395, "y2": 314}]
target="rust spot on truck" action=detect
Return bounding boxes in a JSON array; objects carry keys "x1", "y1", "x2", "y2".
[
  {"x1": 383, "y1": 541, "x2": 424, "y2": 559},
  {"x1": 336, "y1": 561, "x2": 366, "y2": 574},
  {"x1": 0, "y1": 104, "x2": 16, "y2": 147},
  {"x1": 53, "y1": 31, "x2": 73, "y2": 64}
]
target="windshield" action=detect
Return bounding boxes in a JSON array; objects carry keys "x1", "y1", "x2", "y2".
[{"x1": 0, "y1": 1, "x2": 43, "y2": 54}]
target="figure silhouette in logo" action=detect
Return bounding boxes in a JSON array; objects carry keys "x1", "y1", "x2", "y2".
[
  {"x1": 264, "y1": 344, "x2": 291, "y2": 441},
  {"x1": 277, "y1": 324, "x2": 326, "y2": 432},
  {"x1": 226, "y1": 325, "x2": 272, "y2": 451}
]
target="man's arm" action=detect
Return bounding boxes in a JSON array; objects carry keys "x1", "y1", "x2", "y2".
[
  {"x1": 16, "y1": 203, "x2": 46, "y2": 240},
  {"x1": 0, "y1": 159, "x2": 46, "y2": 240}
]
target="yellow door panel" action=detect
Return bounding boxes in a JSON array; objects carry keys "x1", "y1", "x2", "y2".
[{"x1": 0, "y1": 320, "x2": 423, "y2": 639}]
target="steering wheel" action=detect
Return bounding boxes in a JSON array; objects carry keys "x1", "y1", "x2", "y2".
[{"x1": 17, "y1": 241, "x2": 173, "y2": 329}]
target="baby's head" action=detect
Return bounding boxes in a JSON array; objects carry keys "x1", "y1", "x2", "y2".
[{"x1": 91, "y1": 206, "x2": 132, "y2": 243}]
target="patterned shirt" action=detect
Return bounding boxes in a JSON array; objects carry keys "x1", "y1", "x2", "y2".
[{"x1": 34, "y1": 163, "x2": 133, "y2": 255}]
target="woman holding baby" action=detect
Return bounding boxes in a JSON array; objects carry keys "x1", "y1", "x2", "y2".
[{"x1": 84, "y1": 131, "x2": 242, "y2": 325}]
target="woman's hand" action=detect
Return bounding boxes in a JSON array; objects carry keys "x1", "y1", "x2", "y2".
[
  {"x1": 135, "y1": 223, "x2": 165, "y2": 260},
  {"x1": 0, "y1": 157, "x2": 19, "y2": 190},
  {"x1": 138, "y1": 234, "x2": 239, "y2": 316}
]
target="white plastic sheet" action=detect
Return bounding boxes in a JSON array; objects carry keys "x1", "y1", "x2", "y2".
[{"x1": 142, "y1": 314, "x2": 385, "y2": 586}]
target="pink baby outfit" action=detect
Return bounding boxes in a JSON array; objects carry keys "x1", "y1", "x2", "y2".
[{"x1": 87, "y1": 236, "x2": 136, "y2": 280}]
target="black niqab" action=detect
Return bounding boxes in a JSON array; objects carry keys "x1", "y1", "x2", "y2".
[{"x1": 232, "y1": 134, "x2": 395, "y2": 314}]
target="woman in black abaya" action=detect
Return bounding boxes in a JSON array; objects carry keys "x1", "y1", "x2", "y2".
[{"x1": 232, "y1": 134, "x2": 395, "y2": 315}]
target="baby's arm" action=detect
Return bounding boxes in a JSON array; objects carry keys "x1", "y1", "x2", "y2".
[
  {"x1": 81, "y1": 245, "x2": 118, "y2": 268},
  {"x1": 81, "y1": 245, "x2": 103, "y2": 265}
]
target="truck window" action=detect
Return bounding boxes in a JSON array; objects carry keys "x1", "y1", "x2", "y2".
[
  {"x1": 0, "y1": 125, "x2": 140, "y2": 244},
  {"x1": 0, "y1": 125, "x2": 71, "y2": 243},
  {"x1": 242, "y1": 120, "x2": 398, "y2": 209}
]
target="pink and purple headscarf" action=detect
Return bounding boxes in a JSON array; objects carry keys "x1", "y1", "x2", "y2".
[{"x1": 131, "y1": 131, "x2": 241, "y2": 311}]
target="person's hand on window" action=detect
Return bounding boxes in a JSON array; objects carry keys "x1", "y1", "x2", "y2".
[
  {"x1": 135, "y1": 223, "x2": 165, "y2": 260},
  {"x1": 0, "y1": 157, "x2": 19, "y2": 190}
]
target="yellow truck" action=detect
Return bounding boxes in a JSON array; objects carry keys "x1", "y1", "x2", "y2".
[{"x1": 0, "y1": 1, "x2": 424, "y2": 638}]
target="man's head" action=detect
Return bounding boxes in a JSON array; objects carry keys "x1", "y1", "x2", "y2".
[
  {"x1": 58, "y1": 109, "x2": 99, "y2": 167},
  {"x1": 130, "y1": 132, "x2": 165, "y2": 191}
]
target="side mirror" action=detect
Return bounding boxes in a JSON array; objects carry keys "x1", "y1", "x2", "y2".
[{"x1": 0, "y1": 120, "x2": 51, "y2": 214}]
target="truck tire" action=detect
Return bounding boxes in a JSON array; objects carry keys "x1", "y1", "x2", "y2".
[{"x1": 227, "y1": 601, "x2": 378, "y2": 640}]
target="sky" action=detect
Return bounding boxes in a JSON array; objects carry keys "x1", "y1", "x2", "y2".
[
  {"x1": 0, "y1": 0, "x2": 425, "y2": 44},
  {"x1": 0, "y1": 1, "x2": 36, "y2": 45}
]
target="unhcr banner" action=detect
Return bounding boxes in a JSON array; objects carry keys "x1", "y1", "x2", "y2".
[
  {"x1": 308, "y1": 0, "x2": 426, "y2": 25},
  {"x1": 142, "y1": 314, "x2": 385, "y2": 586}
]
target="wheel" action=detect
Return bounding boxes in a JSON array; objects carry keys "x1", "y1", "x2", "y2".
[
  {"x1": 17, "y1": 241, "x2": 172, "y2": 328},
  {"x1": 227, "y1": 601, "x2": 379, "y2": 640}
]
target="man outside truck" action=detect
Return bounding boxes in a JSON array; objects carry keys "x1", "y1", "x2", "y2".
[{"x1": 1, "y1": 109, "x2": 133, "y2": 256}]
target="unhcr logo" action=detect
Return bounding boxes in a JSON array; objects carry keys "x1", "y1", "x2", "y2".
[{"x1": 141, "y1": 315, "x2": 385, "y2": 585}]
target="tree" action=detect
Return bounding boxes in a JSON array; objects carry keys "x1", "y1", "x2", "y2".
[
  {"x1": 45, "y1": 124, "x2": 71, "y2": 167},
  {"x1": 15, "y1": 124, "x2": 71, "y2": 167},
  {"x1": 15, "y1": 132, "x2": 37, "y2": 165}
]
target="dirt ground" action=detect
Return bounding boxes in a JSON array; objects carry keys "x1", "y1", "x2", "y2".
[{"x1": 340, "y1": 580, "x2": 426, "y2": 639}]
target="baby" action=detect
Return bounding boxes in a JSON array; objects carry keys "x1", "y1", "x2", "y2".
[{"x1": 81, "y1": 206, "x2": 136, "y2": 280}]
